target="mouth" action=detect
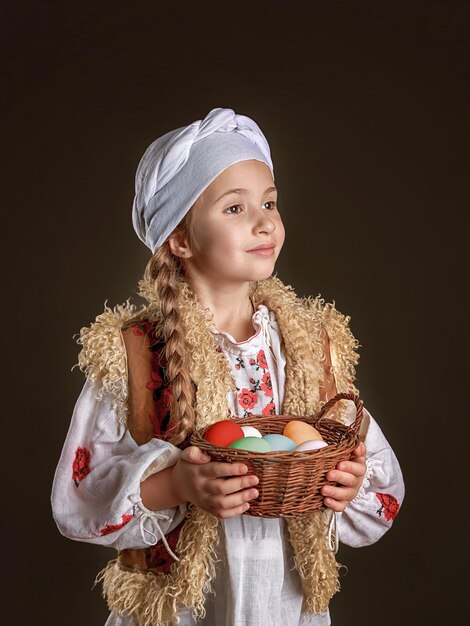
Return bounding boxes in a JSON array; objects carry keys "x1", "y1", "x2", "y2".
[
  {"x1": 247, "y1": 243, "x2": 276, "y2": 252},
  {"x1": 247, "y1": 243, "x2": 276, "y2": 257}
]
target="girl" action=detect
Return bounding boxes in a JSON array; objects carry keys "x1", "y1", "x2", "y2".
[{"x1": 51, "y1": 107, "x2": 404, "y2": 626}]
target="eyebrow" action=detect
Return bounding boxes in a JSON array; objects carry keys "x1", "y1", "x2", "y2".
[{"x1": 215, "y1": 186, "x2": 277, "y2": 204}]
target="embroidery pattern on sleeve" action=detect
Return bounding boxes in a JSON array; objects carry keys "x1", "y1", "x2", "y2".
[
  {"x1": 100, "y1": 514, "x2": 133, "y2": 536},
  {"x1": 72, "y1": 447, "x2": 91, "y2": 487},
  {"x1": 375, "y1": 493, "x2": 400, "y2": 521}
]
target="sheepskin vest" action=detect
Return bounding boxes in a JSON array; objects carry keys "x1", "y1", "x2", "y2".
[{"x1": 76, "y1": 275, "x2": 359, "y2": 626}]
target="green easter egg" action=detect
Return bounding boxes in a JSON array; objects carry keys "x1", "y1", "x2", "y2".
[{"x1": 229, "y1": 436, "x2": 271, "y2": 453}]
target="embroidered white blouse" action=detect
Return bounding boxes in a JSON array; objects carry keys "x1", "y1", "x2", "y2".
[{"x1": 51, "y1": 304, "x2": 405, "y2": 626}]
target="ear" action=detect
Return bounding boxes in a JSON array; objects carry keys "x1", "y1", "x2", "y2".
[{"x1": 167, "y1": 230, "x2": 193, "y2": 259}]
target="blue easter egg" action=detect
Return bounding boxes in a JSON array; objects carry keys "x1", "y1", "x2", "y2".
[{"x1": 261, "y1": 434, "x2": 297, "y2": 451}]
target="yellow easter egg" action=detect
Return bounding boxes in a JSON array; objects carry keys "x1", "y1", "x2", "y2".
[{"x1": 283, "y1": 420, "x2": 324, "y2": 445}]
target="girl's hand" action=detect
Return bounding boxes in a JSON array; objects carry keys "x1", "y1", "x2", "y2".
[
  {"x1": 171, "y1": 446, "x2": 259, "y2": 519},
  {"x1": 321, "y1": 442, "x2": 367, "y2": 512}
]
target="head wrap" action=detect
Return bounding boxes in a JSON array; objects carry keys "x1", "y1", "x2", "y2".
[{"x1": 132, "y1": 107, "x2": 274, "y2": 252}]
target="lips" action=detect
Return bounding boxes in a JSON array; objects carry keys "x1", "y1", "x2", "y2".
[{"x1": 247, "y1": 243, "x2": 276, "y2": 252}]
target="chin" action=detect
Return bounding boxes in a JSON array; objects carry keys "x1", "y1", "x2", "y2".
[{"x1": 247, "y1": 267, "x2": 276, "y2": 282}]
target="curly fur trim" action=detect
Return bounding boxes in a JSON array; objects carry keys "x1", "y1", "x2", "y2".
[
  {"x1": 309, "y1": 298, "x2": 360, "y2": 396},
  {"x1": 177, "y1": 279, "x2": 236, "y2": 424},
  {"x1": 98, "y1": 507, "x2": 219, "y2": 625},
  {"x1": 254, "y1": 276, "x2": 324, "y2": 416},
  {"x1": 287, "y1": 512, "x2": 342, "y2": 613},
  {"x1": 73, "y1": 300, "x2": 150, "y2": 423}
]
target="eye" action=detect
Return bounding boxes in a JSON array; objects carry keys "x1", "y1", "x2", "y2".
[
  {"x1": 263, "y1": 201, "x2": 278, "y2": 210},
  {"x1": 224, "y1": 204, "x2": 243, "y2": 214}
]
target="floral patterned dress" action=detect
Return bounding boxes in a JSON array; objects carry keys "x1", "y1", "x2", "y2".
[{"x1": 52, "y1": 304, "x2": 404, "y2": 626}]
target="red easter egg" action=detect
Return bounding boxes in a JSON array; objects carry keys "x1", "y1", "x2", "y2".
[{"x1": 203, "y1": 420, "x2": 245, "y2": 447}]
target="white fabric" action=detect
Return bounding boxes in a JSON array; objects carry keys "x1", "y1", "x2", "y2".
[
  {"x1": 132, "y1": 107, "x2": 274, "y2": 252},
  {"x1": 51, "y1": 304, "x2": 405, "y2": 626},
  {"x1": 51, "y1": 380, "x2": 187, "y2": 549}
]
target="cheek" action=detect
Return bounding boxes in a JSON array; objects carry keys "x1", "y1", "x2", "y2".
[
  {"x1": 276, "y1": 218, "x2": 286, "y2": 249},
  {"x1": 212, "y1": 228, "x2": 245, "y2": 251},
  {"x1": 196, "y1": 228, "x2": 242, "y2": 260}
]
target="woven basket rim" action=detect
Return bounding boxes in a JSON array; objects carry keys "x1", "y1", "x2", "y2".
[{"x1": 190, "y1": 392, "x2": 363, "y2": 460}]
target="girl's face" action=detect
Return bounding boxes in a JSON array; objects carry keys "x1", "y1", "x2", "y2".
[{"x1": 172, "y1": 160, "x2": 285, "y2": 289}]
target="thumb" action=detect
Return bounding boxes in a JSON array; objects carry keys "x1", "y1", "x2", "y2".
[{"x1": 181, "y1": 445, "x2": 212, "y2": 465}]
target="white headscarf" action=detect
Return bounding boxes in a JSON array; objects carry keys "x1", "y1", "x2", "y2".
[{"x1": 132, "y1": 107, "x2": 274, "y2": 252}]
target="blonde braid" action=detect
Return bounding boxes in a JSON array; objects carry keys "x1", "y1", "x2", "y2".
[{"x1": 139, "y1": 242, "x2": 197, "y2": 445}]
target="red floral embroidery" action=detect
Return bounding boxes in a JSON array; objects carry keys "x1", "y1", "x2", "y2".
[
  {"x1": 238, "y1": 388, "x2": 258, "y2": 411},
  {"x1": 146, "y1": 368, "x2": 163, "y2": 391},
  {"x1": 260, "y1": 372, "x2": 272, "y2": 396},
  {"x1": 72, "y1": 447, "x2": 91, "y2": 487},
  {"x1": 100, "y1": 514, "x2": 133, "y2": 536},
  {"x1": 257, "y1": 349, "x2": 268, "y2": 370},
  {"x1": 140, "y1": 343, "x2": 175, "y2": 439},
  {"x1": 376, "y1": 493, "x2": 400, "y2": 521},
  {"x1": 132, "y1": 320, "x2": 158, "y2": 338},
  {"x1": 262, "y1": 401, "x2": 276, "y2": 416},
  {"x1": 234, "y1": 350, "x2": 277, "y2": 416}
]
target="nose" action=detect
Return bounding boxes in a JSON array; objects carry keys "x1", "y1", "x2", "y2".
[{"x1": 253, "y1": 208, "x2": 276, "y2": 234}]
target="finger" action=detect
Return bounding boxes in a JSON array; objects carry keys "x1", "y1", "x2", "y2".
[
  {"x1": 326, "y1": 463, "x2": 364, "y2": 484},
  {"x1": 321, "y1": 485, "x2": 356, "y2": 503},
  {"x1": 325, "y1": 469, "x2": 362, "y2": 487},
  {"x1": 350, "y1": 442, "x2": 366, "y2": 459},
  {"x1": 202, "y1": 461, "x2": 250, "y2": 479},
  {"x1": 181, "y1": 446, "x2": 211, "y2": 464},
  {"x1": 210, "y1": 487, "x2": 259, "y2": 513},
  {"x1": 216, "y1": 501, "x2": 252, "y2": 519},
  {"x1": 336, "y1": 455, "x2": 367, "y2": 474},
  {"x1": 328, "y1": 461, "x2": 366, "y2": 482},
  {"x1": 348, "y1": 452, "x2": 366, "y2": 467},
  {"x1": 206, "y1": 474, "x2": 259, "y2": 496},
  {"x1": 323, "y1": 497, "x2": 347, "y2": 513}
]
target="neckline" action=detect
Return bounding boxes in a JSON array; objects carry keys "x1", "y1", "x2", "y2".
[{"x1": 210, "y1": 304, "x2": 268, "y2": 348}]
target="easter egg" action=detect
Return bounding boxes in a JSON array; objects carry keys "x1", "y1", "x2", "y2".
[
  {"x1": 261, "y1": 433, "x2": 297, "y2": 451},
  {"x1": 203, "y1": 420, "x2": 245, "y2": 447},
  {"x1": 230, "y1": 437, "x2": 271, "y2": 453},
  {"x1": 283, "y1": 420, "x2": 324, "y2": 445},
  {"x1": 295, "y1": 440, "x2": 328, "y2": 452},
  {"x1": 241, "y1": 426, "x2": 262, "y2": 438}
]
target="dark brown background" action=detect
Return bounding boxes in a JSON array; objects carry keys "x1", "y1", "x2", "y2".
[{"x1": 2, "y1": 1, "x2": 468, "y2": 625}]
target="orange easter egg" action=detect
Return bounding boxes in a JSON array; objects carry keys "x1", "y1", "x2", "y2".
[{"x1": 283, "y1": 420, "x2": 324, "y2": 445}]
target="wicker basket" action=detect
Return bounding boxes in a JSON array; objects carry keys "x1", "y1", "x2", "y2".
[{"x1": 190, "y1": 391, "x2": 363, "y2": 518}]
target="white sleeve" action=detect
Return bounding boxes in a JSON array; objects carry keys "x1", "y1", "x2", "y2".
[
  {"x1": 51, "y1": 378, "x2": 187, "y2": 551},
  {"x1": 337, "y1": 406, "x2": 405, "y2": 548}
]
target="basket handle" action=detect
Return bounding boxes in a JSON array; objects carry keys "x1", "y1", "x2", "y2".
[{"x1": 315, "y1": 391, "x2": 363, "y2": 436}]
